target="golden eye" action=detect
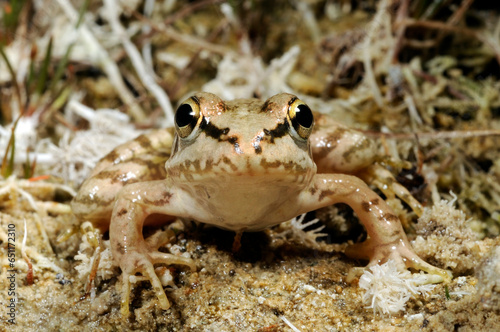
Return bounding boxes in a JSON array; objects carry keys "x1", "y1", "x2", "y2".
[
  {"x1": 175, "y1": 97, "x2": 202, "y2": 138},
  {"x1": 288, "y1": 98, "x2": 314, "y2": 139}
]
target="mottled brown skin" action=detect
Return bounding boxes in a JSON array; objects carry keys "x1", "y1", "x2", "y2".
[{"x1": 72, "y1": 92, "x2": 451, "y2": 315}]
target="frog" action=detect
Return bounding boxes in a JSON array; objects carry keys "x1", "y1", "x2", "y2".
[{"x1": 71, "y1": 92, "x2": 452, "y2": 315}]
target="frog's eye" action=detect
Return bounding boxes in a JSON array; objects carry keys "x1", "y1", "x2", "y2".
[
  {"x1": 175, "y1": 97, "x2": 202, "y2": 138},
  {"x1": 287, "y1": 98, "x2": 314, "y2": 139}
]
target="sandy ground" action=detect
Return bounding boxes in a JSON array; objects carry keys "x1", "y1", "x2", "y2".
[{"x1": 0, "y1": 204, "x2": 499, "y2": 331}]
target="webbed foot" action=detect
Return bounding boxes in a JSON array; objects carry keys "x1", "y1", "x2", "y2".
[{"x1": 345, "y1": 237, "x2": 452, "y2": 282}]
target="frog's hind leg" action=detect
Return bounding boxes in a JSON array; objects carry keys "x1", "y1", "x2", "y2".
[
  {"x1": 298, "y1": 174, "x2": 452, "y2": 282},
  {"x1": 359, "y1": 164, "x2": 424, "y2": 217},
  {"x1": 310, "y1": 116, "x2": 423, "y2": 217}
]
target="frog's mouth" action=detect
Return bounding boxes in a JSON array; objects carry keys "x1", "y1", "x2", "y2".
[{"x1": 166, "y1": 153, "x2": 316, "y2": 184}]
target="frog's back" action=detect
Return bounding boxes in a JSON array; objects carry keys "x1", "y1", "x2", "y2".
[{"x1": 71, "y1": 128, "x2": 174, "y2": 230}]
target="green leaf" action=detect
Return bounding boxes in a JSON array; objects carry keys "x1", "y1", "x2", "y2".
[{"x1": 35, "y1": 37, "x2": 53, "y2": 95}]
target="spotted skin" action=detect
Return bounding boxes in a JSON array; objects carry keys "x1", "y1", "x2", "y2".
[{"x1": 71, "y1": 92, "x2": 451, "y2": 315}]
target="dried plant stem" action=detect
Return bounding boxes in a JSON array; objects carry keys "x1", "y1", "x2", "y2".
[
  {"x1": 293, "y1": 0, "x2": 321, "y2": 43},
  {"x1": 362, "y1": 0, "x2": 388, "y2": 108},
  {"x1": 400, "y1": 15, "x2": 500, "y2": 66},
  {"x1": 164, "y1": 27, "x2": 232, "y2": 55},
  {"x1": 104, "y1": 0, "x2": 175, "y2": 125},
  {"x1": 390, "y1": 0, "x2": 410, "y2": 63},
  {"x1": 478, "y1": 30, "x2": 500, "y2": 68},
  {"x1": 365, "y1": 129, "x2": 500, "y2": 140},
  {"x1": 141, "y1": 0, "x2": 155, "y2": 70},
  {"x1": 402, "y1": 18, "x2": 477, "y2": 36},
  {"x1": 447, "y1": 0, "x2": 475, "y2": 26},
  {"x1": 168, "y1": 20, "x2": 229, "y2": 98},
  {"x1": 0, "y1": 46, "x2": 23, "y2": 112},
  {"x1": 55, "y1": 0, "x2": 146, "y2": 122},
  {"x1": 163, "y1": 0, "x2": 225, "y2": 26},
  {"x1": 135, "y1": 10, "x2": 232, "y2": 56}
]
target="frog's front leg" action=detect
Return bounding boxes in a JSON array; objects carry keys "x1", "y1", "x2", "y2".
[
  {"x1": 299, "y1": 174, "x2": 452, "y2": 281},
  {"x1": 110, "y1": 179, "x2": 196, "y2": 315}
]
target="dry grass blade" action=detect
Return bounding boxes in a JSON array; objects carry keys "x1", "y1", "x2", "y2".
[
  {"x1": 0, "y1": 44, "x2": 22, "y2": 108},
  {"x1": 1, "y1": 116, "x2": 22, "y2": 178},
  {"x1": 34, "y1": 37, "x2": 52, "y2": 96}
]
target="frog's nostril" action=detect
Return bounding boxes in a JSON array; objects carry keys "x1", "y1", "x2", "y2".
[
  {"x1": 227, "y1": 136, "x2": 243, "y2": 154},
  {"x1": 252, "y1": 132, "x2": 264, "y2": 154},
  {"x1": 253, "y1": 143, "x2": 262, "y2": 154},
  {"x1": 234, "y1": 142, "x2": 243, "y2": 154}
]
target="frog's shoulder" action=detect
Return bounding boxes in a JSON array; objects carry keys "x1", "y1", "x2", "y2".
[
  {"x1": 71, "y1": 128, "x2": 175, "y2": 229},
  {"x1": 90, "y1": 128, "x2": 175, "y2": 176}
]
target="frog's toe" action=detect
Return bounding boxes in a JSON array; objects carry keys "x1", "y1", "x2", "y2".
[
  {"x1": 119, "y1": 250, "x2": 195, "y2": 316},
  {"x1": 120, "y1": 255, "x2": 170, "y2": 316},
  {"x1": 145, "y1": 227, "x2": 176, "y2": 250},
  {"x1": 345, "y1": 238, "x2": 452, "y2": 283},
  {"x1": 396, "y1": 249, "x2": 453, "y2": 282},
  {"x1": 361, "y1": 164, "x2": 424, "y2": 217},
  {"x1": 150, "y1": 251, "x2": 196, "y2": 271}
]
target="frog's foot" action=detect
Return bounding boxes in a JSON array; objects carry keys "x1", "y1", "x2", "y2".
[
  {"x1": 119, "y1": 248, "x2": 196, "y2": 316},
  {"x1": 360, "y1": 164, "x2": 424, "y2": 217},
  {"x1": 144, "y1": 227, "x2": 176, "y2": 249},
  {"x1": 345, "y1": 237, "x2": 452, "y2": 283}
]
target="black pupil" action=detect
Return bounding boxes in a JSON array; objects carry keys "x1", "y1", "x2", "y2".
[
  {"x1": 175, "y1": 104, "x2": 195, "y2": 127},
  {"x1": 296, "y1": 104, "x2": 313, "y2": 128}
]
